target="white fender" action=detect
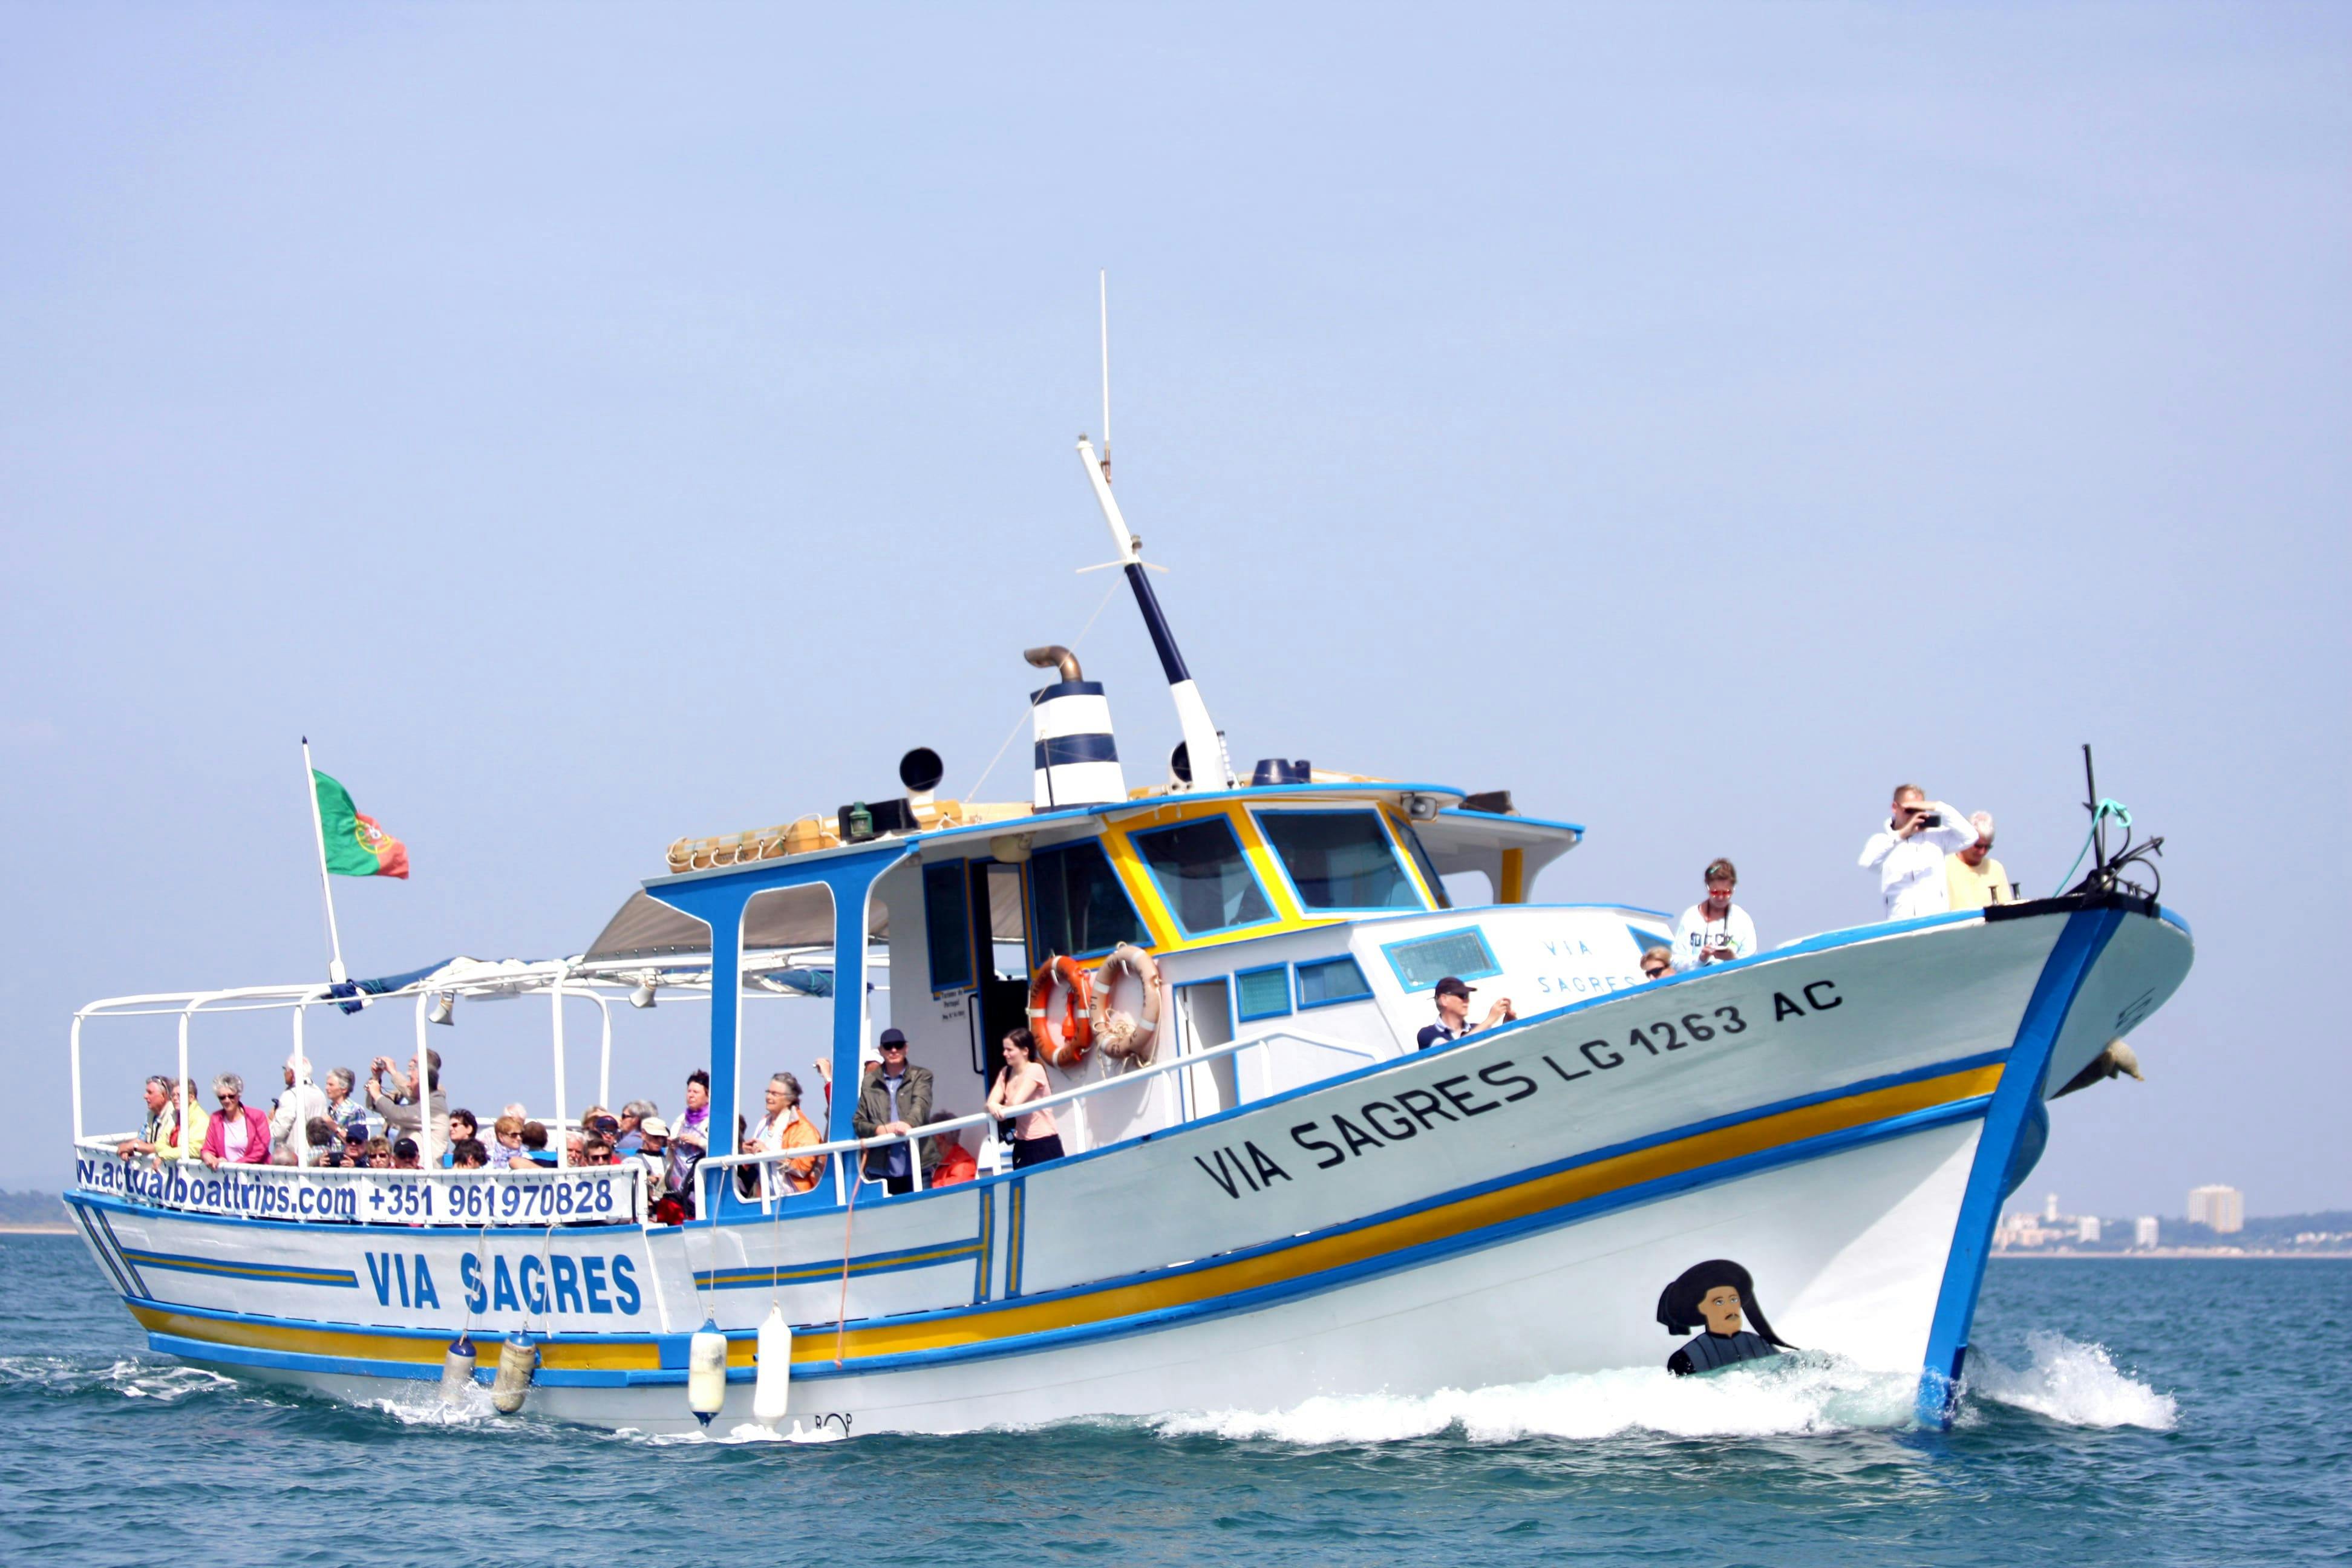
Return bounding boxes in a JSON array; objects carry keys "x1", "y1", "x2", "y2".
[
  {"x1": 753, "y1": 1305, "x2": 793, "y2": 1425},
  {"x1": 687, "y1": 1321, "x2": 729, "y2": 1426}
]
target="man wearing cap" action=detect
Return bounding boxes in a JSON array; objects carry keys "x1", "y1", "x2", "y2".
[
  {"x1": 632, "y1": 1116, "x2": 673, "y2": 1211},
  {"x1": 1416, "y1": 976, "x2": 1515, "y2": 1051},
  {"x1": 854, "y1": 1028, "x2": 940, "y2": 1194},
  {"x1": 1944, "y1": 811, "x2": 2015, "y2": 913}
]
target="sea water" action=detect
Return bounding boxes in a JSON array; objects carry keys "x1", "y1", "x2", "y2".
[{"x1": 2, "y1": 1233, "x2": 2342, "y2": 1564}]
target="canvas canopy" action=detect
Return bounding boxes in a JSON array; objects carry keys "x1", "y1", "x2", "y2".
[{"x1": 584, "y1": 872, "x2": 1026, "y2": 963}]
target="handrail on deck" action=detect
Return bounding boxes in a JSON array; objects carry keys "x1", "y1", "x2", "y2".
[{"x1": 697, "y1": 1024, "x2": 1374, "y2": 1214}]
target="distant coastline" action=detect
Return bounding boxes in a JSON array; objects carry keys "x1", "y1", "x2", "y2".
[{"x1": 1994, "y1": 1247, "x2": 2352, "y2": 1259}]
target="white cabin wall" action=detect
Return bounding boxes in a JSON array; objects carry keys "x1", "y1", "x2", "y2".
[{"x1": 872, "y1": 858, "x2": 990, "y2": 1144}]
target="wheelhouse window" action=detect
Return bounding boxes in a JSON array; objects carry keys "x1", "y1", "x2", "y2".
[
  {"x1": 1132, "y1": 816, "x2": 1274, "y2": 936},
  {"x1": 1258, "y1": 810, "x2": 1423, "y2": 911},
  {"x1": 1027, "y1": 839, "x2": 1146, "y2": 959}
]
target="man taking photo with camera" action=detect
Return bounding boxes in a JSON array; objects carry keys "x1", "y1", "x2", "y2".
[{"x1": 1859, "y1": 783, "x2": 1981, "y2": 920}]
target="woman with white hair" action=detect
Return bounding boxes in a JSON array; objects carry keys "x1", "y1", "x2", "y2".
[
  {"x1": 322, "y1": 1066, "x2": 369, "y2": 1140},
  {"x1": 740, "y1": 1073, "x2": 822, "y2": 1198},
  {"x1": 1944, "y1": 811, "x2": 2015, "y2": 912},
  {"x1": 199, "y1": 1073, "x2": 273, "y2": 1169}
]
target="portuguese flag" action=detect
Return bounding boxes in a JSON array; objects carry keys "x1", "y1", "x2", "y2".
[{"x1": 313, "y1": 769, "x2": 409, "y2": 879}]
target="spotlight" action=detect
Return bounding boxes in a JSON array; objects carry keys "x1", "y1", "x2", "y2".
[
  {"x1": 629, "y1": 973, "x2": 659, "y2": 1010},
  {"x1": 426, "y1": 991, "x2": 457, "y2": 1027},
  {"x1": 1403, "y1": 794, "x2": 1442, "y2": 822}
]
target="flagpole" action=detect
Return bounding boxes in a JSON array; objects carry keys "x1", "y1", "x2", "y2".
[{"x1": 301, "y1": 737, "x2": 348, "y2": 985}]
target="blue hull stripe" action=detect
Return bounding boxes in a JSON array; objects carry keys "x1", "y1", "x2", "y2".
[
  {"x1": 696, "y1": 1235, "x2": 984, "y2": 1291},
  {"x1": 135, "y1": 1091, "x2": 1988, "y2": 1387},
  {"x1": 120, "y1": 1247, "x2": 358, "y2": 1288},
  {"x1": 1915, "y1": 904, "x2": 2126, "y2": 1425}
]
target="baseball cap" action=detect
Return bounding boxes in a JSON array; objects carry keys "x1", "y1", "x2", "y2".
[
  {"x1": 638, "y1": 1116, "x2": 670, "y2": 1139},
  {"x1": 393, "y1": 1136, "x2": 420, "y2": 1159},
  {"x1": 878, "y1": 1027, "x2": 908, "y2": 1049},
  {"x1": 1434, "y1": 976, "x2": 1475, "y2": 1000}
]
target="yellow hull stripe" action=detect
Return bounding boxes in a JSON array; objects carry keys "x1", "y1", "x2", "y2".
[
  {"x1": 790, "y1": 1062, "x2": 1998, "y2": 1364},
  {"x1": 127, "y1": 1064, "x2": 1996, "y2": 1376}
]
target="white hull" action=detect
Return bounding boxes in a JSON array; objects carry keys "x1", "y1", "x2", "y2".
[{"x1": 70, "y1": 896, "x2": 2190, "y2": 1436}]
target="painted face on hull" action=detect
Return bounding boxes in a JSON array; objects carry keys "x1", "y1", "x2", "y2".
[{"x1": 1700, "y1": 1284, "x2": 1743, "y2": 1336}]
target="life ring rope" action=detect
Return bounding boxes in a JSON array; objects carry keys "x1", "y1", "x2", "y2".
[{"x1": 1089, "y1": 942, "x2": 1163, "y2": 1065}]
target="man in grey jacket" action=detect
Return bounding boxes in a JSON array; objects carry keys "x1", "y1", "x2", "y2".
[{"x1": 853, "y1": 1029, "x2": 941, "y2": 1194}]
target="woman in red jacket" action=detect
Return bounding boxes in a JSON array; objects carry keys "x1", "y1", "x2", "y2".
[{"x1": 200, "y1": 1073, "x2": 273, "y2": 1168}]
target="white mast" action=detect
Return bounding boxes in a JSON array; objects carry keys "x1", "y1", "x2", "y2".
[
  {"x1": 1074, "y1": 277, "x2": 1230, "y2": 788},
  {"x1": 301, "y1": 737, "x2": 348, "y2": 985},
  {"x1": 1099, "y1": 269, "x2": 1112, "y2": 484}
]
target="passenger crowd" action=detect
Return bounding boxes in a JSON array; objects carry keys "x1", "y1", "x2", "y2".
[{"x1": 112, "y1": 1026, "x2": 1040, "y2": 1220}]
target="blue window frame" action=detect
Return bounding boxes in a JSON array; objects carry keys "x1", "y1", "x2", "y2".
[
  {"x1": 1295, "y1": 955, "x2": 1374, "y2": 1008},
  {"x1": 1131, "y1": 815, "x2": 1275, "y2": 938},
  {"x1": 1396, "y1": 819, "x2": 1453, "y2": 910},
  {"x1": 1234, "y1": 963, "x2": 1293, "y2": 1022},
  {"x1": 1379, "y1": 926, "x2": 1501, "y2": 992},
  {"x1": 1255, "y1": 809, "x2": 1423, "y2": 912},
  {"x1": 923, "y1": 859, "x2": 975, "y2": 993},
  {"x1": 1027, "y1": 839, "x2": 1147, "y2": 961}
]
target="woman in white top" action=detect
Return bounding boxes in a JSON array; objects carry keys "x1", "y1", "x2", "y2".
[{"x1": 985, "y1": 1028, "x2": 1063, "y2": 1170}]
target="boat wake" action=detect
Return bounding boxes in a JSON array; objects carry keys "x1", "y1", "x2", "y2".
[
  {"x1": 0, "y1": 1353, "x2": 236, "y2": 1404},
  {"x1": 1150, "y1": 1335, "x2": 2173, "y2": 1445},
  {"x1": 1962, "y1": 1330, "x2": 2177, "y2": 1430}
]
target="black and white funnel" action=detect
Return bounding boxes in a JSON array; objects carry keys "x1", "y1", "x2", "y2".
[{"x1": 1026, "y1": 645, "x2": 1128, "y2": 809}]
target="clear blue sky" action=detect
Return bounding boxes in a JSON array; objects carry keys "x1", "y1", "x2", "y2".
[{"x1": 3, "y1": 5, "x2": 2344, "y2": 1215}]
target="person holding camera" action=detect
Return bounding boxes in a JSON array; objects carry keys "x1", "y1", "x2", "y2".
[
  {"x1": 1671, "y1": 858, "x2": 1759, "y2": 969},
  {"x1": 366, "y1": 1049, "x2": 449, "y2": 1154},
  {"x1": 1859, "y1": 783, "x2": 1981, "y2": 920}
]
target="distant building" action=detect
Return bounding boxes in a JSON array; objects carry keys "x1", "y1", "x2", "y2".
[
  {"x1": 2077, "y1": 1216, "x2": 2101, "y2": 1244},
  {"x1": 2043, "y1": 1191, "x2": 2060, "y2": 1223},
  {"x1": 2135, "y1": 1215, "x2": 2160, "y2": 1248},
  {"x1": 2188, "y1": 1185, "x2": 2244, "y2": 1233}
]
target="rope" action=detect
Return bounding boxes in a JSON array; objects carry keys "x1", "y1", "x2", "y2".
[
  {"x1": 2054, "y1": 798, "x2": 2133, "y2": 893},
  {"x1": 959, "y1": 578, "x2": 1123, "y2": 802}
]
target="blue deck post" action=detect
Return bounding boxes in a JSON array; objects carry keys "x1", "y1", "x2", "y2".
[
  {"x1": 643, "y1": 846, "x2": 906, "y2": 1223},
  {"x1": 1915, "y1": 904, "x2": 2125, "y2": 1426}
]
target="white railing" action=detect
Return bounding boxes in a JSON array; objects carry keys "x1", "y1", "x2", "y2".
[
  {"x1": 74, "y1": 1137, "x2": 648, "y2": 1229},
  {"x1": 697, "y1": 1026, "x2": 1377, "y2": 1214}
]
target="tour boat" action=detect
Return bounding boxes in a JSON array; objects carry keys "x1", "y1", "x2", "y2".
[{"x1": 65, "y1": 434, "x2": 2192, "y2": 1436}]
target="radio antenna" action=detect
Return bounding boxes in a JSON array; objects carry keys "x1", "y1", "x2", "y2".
[{"x1": 1099, "y1": 269, "x2": 1112, "y2": 484}]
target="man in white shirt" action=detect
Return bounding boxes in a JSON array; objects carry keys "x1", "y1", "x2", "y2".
[
  {"x1": 270, "y1": 1054, "x2": 330, "y2": 1163},
  {"x1": 1671, "y1": 858, "x2": 1759, "y2": 970},
  {"x1": 1859, "y1": 783, "x2": 1981, "y2": 920}
]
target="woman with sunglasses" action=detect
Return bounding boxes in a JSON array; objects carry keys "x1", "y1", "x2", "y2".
[{"x1": 198, "y1": 1073, "x2": 273, "y2": 1169}]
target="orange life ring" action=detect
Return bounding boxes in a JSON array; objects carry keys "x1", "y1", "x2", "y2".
[
  {"x1": 1089, "y1": 942, "x2": 1163, "y2": 1064},
  {"x1": 1027, "y1": 955, "x2": 1094, "y2": 1069}
]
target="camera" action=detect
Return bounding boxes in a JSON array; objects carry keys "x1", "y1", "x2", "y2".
[{"x1": 1918, "y1": 813, "x2": 1941, "y2": 828}]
